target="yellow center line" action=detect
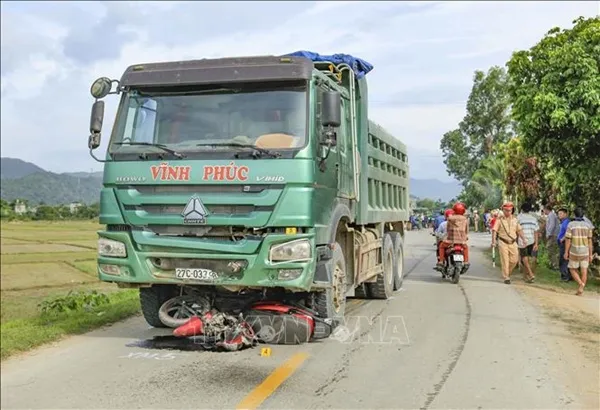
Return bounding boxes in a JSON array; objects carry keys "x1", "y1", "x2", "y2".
[{"x1": 236, "y1": 352, "x2": 310, "y2": 410}]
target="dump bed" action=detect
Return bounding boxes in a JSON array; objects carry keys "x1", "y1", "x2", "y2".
[{"x1": 357, "y1": 119, "x2": 410, "y2": 225}]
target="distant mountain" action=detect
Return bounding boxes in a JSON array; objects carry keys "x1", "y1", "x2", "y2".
[
  {"x1": 64, "y1": 171, "x2": 104, "y2": 179},
  {"x1": 1, "y1": 172, "x2": 103, "y2": 205},
  {"x1": 1, "y1": 158, "x2": 103, "y2": 205},
  {"x1": 0, "y1": 158, "x2": 46, "y2": 179},
  {"x1": 409, "y1": 178, "x2": 462, "y2": 202}
]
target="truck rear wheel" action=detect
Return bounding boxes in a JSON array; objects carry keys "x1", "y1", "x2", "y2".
[
  {"x1": 389, "y1": 232, "x2": 405, "y2": 290},
  {"x1": 312, "y1": 241, "x2": 346, "y2": 326},
  {"x1": 139, "y1": 285, "x2": 175, "y2": 328},
  {"x1": 368, "y1": 233, "x2": 395, "y2": 299}
]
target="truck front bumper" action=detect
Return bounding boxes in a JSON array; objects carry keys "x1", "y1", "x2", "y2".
[{"x1": 96, "y1": 230, "x2": 319, "y2": 291}]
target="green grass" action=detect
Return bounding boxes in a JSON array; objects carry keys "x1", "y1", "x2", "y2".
[
  {"x1": 483, "y1": 246, "x2": 600, "y2": 294},
  {"x1": 1, "y1": 290, "x2": 140, "y2": 360},
  {"x1": 0, "y1": 220, "x2": 142, "y2": 361}
]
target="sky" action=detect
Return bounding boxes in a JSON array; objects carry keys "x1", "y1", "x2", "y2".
[{"x1": 1, "y1": 1, "x2": 598, "y2": 181}]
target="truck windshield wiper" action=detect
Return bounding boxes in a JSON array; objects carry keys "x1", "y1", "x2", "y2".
[
  {"x1": 113, "y1": 142, "x2": 186, "y2": 159},
  {"x1": 195, "y1": 142, "x2": 281, "y2": 158}
]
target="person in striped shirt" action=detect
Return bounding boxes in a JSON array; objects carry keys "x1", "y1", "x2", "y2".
[
  {"x1": 564, "y1": 206, "x2": 594, "y2": 296},
  {"x1": 517, "y1": 202, "x2": 539, "y2": 283}
]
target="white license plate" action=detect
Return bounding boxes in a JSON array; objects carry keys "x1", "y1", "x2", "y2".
[
  {"x1": 453, "y1": 254, "x2": 464, "y2": 262},
  {"x1": 175, "y1": 268, "x2": 218, "y2": 280}
]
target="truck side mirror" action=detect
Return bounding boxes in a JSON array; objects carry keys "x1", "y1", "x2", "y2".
[
  {"x1": 321, "y1": 91, "x2": 341, "y2": 128},
  {"x1": 88, "y1": 100, "x2": 105, "y2": 150}
]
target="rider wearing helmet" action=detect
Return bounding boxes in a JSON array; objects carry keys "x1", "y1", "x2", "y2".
[
  {"x1": 433, "y1": 209, "x2": 446, "y2": 232},
  {"x1": 435, "y1": 209, "x2": 454, "y2": 242},
  {"x1": 434, "y1": 209, "x2": 454, "y2": 260},
  {"x1": 436, "y1": 202, "x2": 470, "y2": 271}
]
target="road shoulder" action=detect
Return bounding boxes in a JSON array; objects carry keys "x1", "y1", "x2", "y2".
[{"x1": 516, "y1": 284, "x2": 600, "y2": 409}]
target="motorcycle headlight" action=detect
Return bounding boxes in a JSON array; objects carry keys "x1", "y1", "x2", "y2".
[
  {"x1": 269, "y1": 239, "x2": 311, "y2": 263},
  {"x1": 98, "y1": 238, "x2": 127, "y2": 258}
]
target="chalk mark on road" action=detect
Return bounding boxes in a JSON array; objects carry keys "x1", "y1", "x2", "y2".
[{"x1": 421, "y1": 283, "x2": 473, "y2": 410}]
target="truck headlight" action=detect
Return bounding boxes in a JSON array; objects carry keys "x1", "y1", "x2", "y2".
[
  {"x1": 269, "y1": 239, "x2": 311, "y2": 263},
  {"x1": 98, "y1": 238, "x2": 127, "y2": 258}
]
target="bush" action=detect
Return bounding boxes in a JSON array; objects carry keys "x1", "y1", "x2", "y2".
[{"x1": 38, "y1": 290, "x2": 110, "y2": 315}]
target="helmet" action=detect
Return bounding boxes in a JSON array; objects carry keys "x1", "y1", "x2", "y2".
[
  {"x1": 444, "y1": 209, "x2": 454, "y2": 219},
  {"x1": 452, "y1": 202, "x2": 466, "y2": 215},
  {"x1": 502, "y1": 201, "x2": 514, "y2": 210}
]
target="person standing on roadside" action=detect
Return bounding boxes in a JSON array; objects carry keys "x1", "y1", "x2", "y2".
[
  {"x1": 564, "y1": 207, "x2": 594, "y2": 295},
  {"x1": 474, "y1": 210, "x2": 480, "y2": 232},
  {"x1": 492, "y1": 202, "x2": 527, "y2": 284},
  {"x1": 517, "y1": 202, "x2": 539, "y2": 283},
  {"x1": 543, "y1": 204, "x2": 560, "y2": 269},
  {"x1": 556, "y1": 207, "x2": 571, "y2": 282}
]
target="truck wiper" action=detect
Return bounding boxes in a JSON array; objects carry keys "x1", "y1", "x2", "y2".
[
  {"x1": 113, "y1": 142, "x2": 186, "y2": 159},
  {"x1": 195, "y1": 142, "x2": 281, "y2": 158}
]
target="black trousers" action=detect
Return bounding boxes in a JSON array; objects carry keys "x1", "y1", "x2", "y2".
[{"x1": 558, "y1": 242, "x2": 571, "y2": 281}]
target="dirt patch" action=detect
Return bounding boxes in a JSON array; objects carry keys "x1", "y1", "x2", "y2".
[
  {"x1": 1, "y1": 244, "x2": 89, "y2": 254},
  {"x1": 517, "y1": 285, "x2": 600, "y2": 409},
  {"x1": 1, "y1": 251, "x2": 97, "y2": 264},
  {"x1": 0, "y1": 262, "x2": 97, "y2": 291},
  {"x1": 0, "y1": 238, "x2": 33, "y2": 245}
]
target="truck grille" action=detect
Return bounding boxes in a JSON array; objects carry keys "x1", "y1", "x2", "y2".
[
  {"x1": 114, "y1": 184, "x2": 284, "y2": 228},
  {"x1": 125, "y1": 204, "x2": 273, "y2": 215}
]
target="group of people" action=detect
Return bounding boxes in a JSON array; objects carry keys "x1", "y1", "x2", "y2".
[
  {"x1": 493, "y1": 202, "x2": 594, "y2": 295},
  {"x1": 431, "y1": 200, "x2": 595, "y2": 295}
]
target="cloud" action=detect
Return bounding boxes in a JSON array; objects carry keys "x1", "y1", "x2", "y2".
[{"x1": 1, "y1": 0, "x2": 597, "y2": 180}]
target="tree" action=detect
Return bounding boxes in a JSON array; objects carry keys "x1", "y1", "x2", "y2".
[
  {"x1": 439, "y1": 129, "x2": 477, "y2": 183},
  {"x1": 506, "y1": 16, "x2": 600, "y2": 220},
  {"x1": 440, "y1": 66, "x2": 514, "y2": 184},
  {"x1": 502, "y1": 138, "x2": 542, "y2": 206},
  {"x1": 463, "y1": 156, "x2": 505, "y2": 210}
]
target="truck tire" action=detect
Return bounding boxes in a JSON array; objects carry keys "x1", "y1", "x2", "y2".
[
  {"x1": 139, "y1": 285, "x2": 175, "y2": 328},
  {"x1": 312, "y1": 241, "x2": 346, "y2": 326},
  {"x1": 368, "y1": 233, "x2": 395, "y2": 299},
  {"x1": 389, "y1": 232, "x2": 405, "y2": 291}
]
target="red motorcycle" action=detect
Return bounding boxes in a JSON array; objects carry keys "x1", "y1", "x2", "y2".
[{"x1": 440, "y1": 243, "x2": 469, "y2": 284}]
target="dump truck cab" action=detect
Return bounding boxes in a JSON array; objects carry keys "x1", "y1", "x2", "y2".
[{"x1": 88, "y1": 52, "x2": 409, "y2": 329}]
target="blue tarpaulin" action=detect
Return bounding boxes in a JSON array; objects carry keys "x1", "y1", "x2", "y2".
[{"x1": 283, "y1": 51, "x2": 374, "y2": 79}]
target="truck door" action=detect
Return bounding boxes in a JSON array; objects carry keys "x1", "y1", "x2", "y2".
[{"x1": 337, "y1": 97, "x2": 354, "y2": 199}]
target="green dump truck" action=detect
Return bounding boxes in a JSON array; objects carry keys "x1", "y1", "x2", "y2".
[{"x1": 87, "y1": 51, "x2": 410, "y2": 328}]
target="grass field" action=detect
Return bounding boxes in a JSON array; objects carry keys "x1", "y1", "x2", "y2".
[{"x1": 1, "y1": 220, "x2": 140, "y2": 360}]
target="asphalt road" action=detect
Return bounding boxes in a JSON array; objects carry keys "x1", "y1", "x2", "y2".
[{"x1": 1, "y1": 230, "x2": 593, "y2": 409}]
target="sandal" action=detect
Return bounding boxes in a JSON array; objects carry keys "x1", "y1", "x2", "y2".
[{"x1": 504, "y1": 279, "x2": 511, "y2": 284}]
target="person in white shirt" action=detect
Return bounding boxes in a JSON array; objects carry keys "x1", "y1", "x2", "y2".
[{"x1": 517, "y1": 202, "x2": 540, "y2": 283}]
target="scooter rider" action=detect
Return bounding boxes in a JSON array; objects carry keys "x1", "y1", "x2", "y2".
[
  {"x1": 434, "y1": 209, "x2": 454, "y2": 260},
  {"x1": 433, "y1": 209, "x2": 445, "y2": 233},
  {"x1": 436, "y1": 202, "x2": 470, "y2": 271}
]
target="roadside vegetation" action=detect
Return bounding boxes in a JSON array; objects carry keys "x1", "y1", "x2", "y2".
[
  {"x1": 0, "y1": 220, "x2": 140, "y2": 360},
  {"x1": 440, "y1": 16, "x2": 600, "y2": 279}
]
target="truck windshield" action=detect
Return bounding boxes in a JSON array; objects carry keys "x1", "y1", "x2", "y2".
[{"x1": 109, "y1": 84, "x2": 308, "y2": 158}]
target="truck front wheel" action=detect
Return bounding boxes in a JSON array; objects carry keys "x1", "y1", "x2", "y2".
[
  {"x1": 139, "y1": 285, "x2": 176, "y2": 328},
  {"x1": 312, "y1": 241, "x2": 346, "y2": 326}
]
